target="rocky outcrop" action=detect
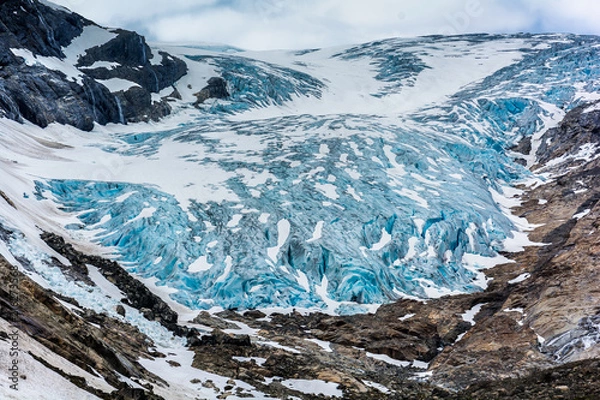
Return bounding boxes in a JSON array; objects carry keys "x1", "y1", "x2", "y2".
[
  {"x1": 77, "y1": 30, "x2": 187, "y2": 94},
  {"x1": 452, "y1": 358, "x2": 600, "y2": 399},
  {"x1": 0, "y1": 66, "x2": 120, "y2": 131},
  {"x1": 0, "y1": 256, "x2": 166, "y2": 399},
  {"x1": 0, "y1": 0, "x2": 187, "y2": 130},
  {"x1": 513, "y1": 104, "x2": 600, "y2": 364},
  {"x1": 0, "y1": 0, "x2": 113, "y2": 130},
  {"x1": 76, "y1": 29, "x2": 187, "y2": 123},
  {"x1": 40, "y1": 232, "x2": 183, "y2": 333},
  {"x1": 193, "y1": 77, "x2": 229, "y2": 107},
  {"x1": 191, "y1": 311, "x2": 241, "y2": 330},
  {"x1": 534, "y1": 100, "x2": 600, "y2": 169},
  {"x1": 0, "y1": 0, "x2": 89, "y2": 60}
]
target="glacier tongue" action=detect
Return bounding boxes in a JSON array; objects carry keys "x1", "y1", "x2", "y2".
[{"x1": 11, "y1": 34, "x2": 600, "y2": 313}]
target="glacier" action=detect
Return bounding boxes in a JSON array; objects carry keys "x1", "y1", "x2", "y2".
[{"x1": 8, "y1": 33, "x2": 600, "y2": 314}]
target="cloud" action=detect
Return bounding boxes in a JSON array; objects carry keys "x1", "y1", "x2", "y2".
[
  {"x1": 53, "y1": 0, "x2": 219, "y2": 27},
  {"x1": 524, "y1": 0, "x2": 600, "y2": 34},
  {"x1": 51, "y1": 0, "x2": 600, "y2": 50}
]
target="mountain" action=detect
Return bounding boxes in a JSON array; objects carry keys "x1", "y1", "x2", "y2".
[
  {"x1": 0, "y1": 0, "x2": 197, "y2": 130},
  {"x1": 1, "y1": 1, "x2": 600, "y2": 399}
]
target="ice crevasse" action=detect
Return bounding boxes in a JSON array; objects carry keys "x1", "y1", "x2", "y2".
[{"x1": 25, "y1": 34, "x2": 600, "y2": 314}]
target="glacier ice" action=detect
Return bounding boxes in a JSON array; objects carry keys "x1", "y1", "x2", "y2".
[
  {"x1": 26, "y1": 34, "x2": 600, "y2": 314},
  {"x1": 185, "y1": 54, "x2": 324, "y2": 113}
]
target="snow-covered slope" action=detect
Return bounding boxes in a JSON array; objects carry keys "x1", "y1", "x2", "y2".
[{"x1": 2, "y1": 32, "x2": 600, "y2": 317}]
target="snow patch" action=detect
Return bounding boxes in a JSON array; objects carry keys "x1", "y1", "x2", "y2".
[
  {"x1": 305, "y1": 338, "x2": 333, "y2": 352},
  {"x1": 257, "y1": 340, "x2": 302, "y2": 354},
  {"x1": 398, "y1": 313, "x2": 415, "y2": 321},
  {"x1": 267, "y1": 219, "x2": 290, "y2": 262},
  {"x1": 315, "y1": 183, "x2": 339, "y2": 200},
  {"x1": 215, "y1": 256, "x2": 233, "y2": 283},
  {"x1": 508, "y1": 273, "x2": 531, "y2": 284},
  {"x1": 96, "y1": 78, "x2": 141, "y2": 93},
  {"x1": 226, "y1": 214, "x2": 243, "y2": 228},
  {"x1": 461, "y1": 303, "x2": 486, "y2": 325},
  {"x1": 279, "y1": 379, "x2": 343, "y2": 398},
  {"x1": 395, "y1": 188, "x2": 429, "y2": 209},
  {"x1": 573, "y1": 209, "x2": 591, "y2": 220},
  {"x1": 188, "y1": 256, "x2": 213, "y2": 273},
  {"x1": 232, "y1": 356, "x2": 267, "y2": 366},
  {"x1": 366, "y1": 352, "x2": 410, "y2": 367},
  {"x1": 306, "y1": 221, "x2": 324, "y2": 243},
  {"x1": 371, "y1": 227, "x2": 392, "y2": 251},
  {"x1": 296, "y1": 270, "x2": 310, "y2": 292},
  {"x1": 363, "y1": 380, "x2": 391, "y2": 394}
]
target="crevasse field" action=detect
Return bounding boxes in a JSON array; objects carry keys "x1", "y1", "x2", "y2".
[{"x1": 2, "y1": 31, "x2": 600, "y2": 318}]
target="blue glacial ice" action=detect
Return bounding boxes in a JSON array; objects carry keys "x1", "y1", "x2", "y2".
[
  {"x1": 185, "y1": 54, "x2": 324, "y2": 113},
  {"x1": 33, "y1": 34, "x2": 600, "y2": 314}
]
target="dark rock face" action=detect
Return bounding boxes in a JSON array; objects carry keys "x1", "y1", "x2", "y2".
[
  {"x1": 453, "y1": 359, "x2": 600, "y2": 400},
  {"x1": 0, "y1": 0, "x2": 89, "y2": 59},
  {"x1": 0, "y1": 0, "x2": 188, "y2": 130},
  {"x1": 193, "y1": 77, "x2": 229, "y2": 106},
  {"x1": 77, "y1": 29, "x2": 187, "y2": 122},
  {"x1": 117, "y1": 85, "x2": 172, "y2": 123},
  {"x1": 0, "y1": 66, "x2": 122, "y2": 130},
  {"x1": 77, "y1": 30, "x2": 187, "y2": 93},
  {"x1": 198, "y1": 329, "x2": 252, "y2": 347},
  {"x1": 192, "y1": 311, "x2": 241, "y2": 330},
  {"x1": 111, "y1": 387, "x2": 164, "y2": 400},
  {"x1": 0, "y1": 0, "x2": 116, "y2": 130},
  {"x1": 534, "y1": 101, "x2": 600, "y2": 168}
]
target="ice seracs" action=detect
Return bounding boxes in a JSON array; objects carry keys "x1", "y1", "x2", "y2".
[{"x1": 4, "y1": 33, "x2": 600, "y2": 314}]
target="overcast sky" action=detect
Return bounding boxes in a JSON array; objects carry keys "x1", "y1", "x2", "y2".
[{"x1": 52, "y1": 0, "x2": 600, "y2": 50}]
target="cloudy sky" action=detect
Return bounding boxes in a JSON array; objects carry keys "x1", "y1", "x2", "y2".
[{"x1": 52, "y1": 0, "x2": 600, "y2": 50}]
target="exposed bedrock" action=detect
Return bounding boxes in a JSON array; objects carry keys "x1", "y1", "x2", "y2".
[{"x1": 0, "y1": 0, "x2": 188, "y2": 130}]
